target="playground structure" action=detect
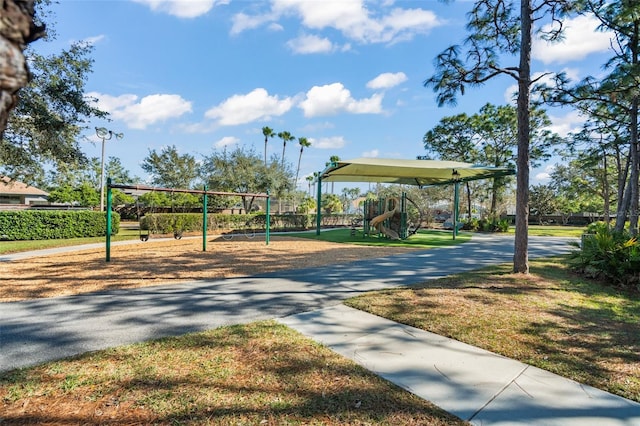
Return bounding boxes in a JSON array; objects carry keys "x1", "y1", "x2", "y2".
[
  {"x1": 315, "y1": 158, "x2": 516, "y2": 240},
  {"x1": 105, "y1": 178, "x2": 270, "y2": 262},
  {"x1": 362, "y1": 193, "x2": 423, "y2": 240}
]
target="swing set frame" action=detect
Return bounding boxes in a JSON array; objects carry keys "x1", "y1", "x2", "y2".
[{"x1": 105, "y1": 177, "x2": 271, "y2": 262}]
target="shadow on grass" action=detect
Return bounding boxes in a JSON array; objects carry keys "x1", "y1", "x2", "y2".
[
  {"x1": 0, "y1": 322, "x2": 464, "y2": 425},
  {"x1": 345, "y1": 257, "x2": 640, "y2": 403}
]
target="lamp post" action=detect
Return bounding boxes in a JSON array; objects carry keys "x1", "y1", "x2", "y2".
[{"x1": 95, "y1": 127, "x2": 124, "y2": 211}]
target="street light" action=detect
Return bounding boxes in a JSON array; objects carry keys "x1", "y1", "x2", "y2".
[{"x1": 95, "y1": 127, "x2": 124, "y2": 211}]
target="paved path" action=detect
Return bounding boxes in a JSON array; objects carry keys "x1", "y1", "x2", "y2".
[
  {"x1": 1, "y1": 234, "x2": 569, "y2": 373},
  {"x1": 3, "y1": 234, "x2": 639, "y2": 424}
]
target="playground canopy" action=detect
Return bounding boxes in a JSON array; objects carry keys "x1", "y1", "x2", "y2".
[
  {"x1": 315, "y1": 157, "x2": 516, "y2": 238},
  {"x1": 319, "y1": 157, "x2": 515, "y2": 187}
]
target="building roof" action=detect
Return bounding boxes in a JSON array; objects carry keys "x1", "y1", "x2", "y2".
[
  {"x1": 320, "y1": 158, "x2": 515, "y2": 187},
  {"x1": 0, "y1": 176, "x2": 49, "y2": 196}
]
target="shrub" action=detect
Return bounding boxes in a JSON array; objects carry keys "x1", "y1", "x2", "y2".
[
  {"x1": 462, "y1": 218, "x2": 509, "y2": 233},
  {"x1": 569, "y1": 227, "x2": 640, "y2": 290},
  {"x1": 0, "y1": 210, "x2": 119, "y2": 240}
]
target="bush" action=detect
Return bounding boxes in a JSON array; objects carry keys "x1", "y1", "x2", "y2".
[
  {"x1": 0, "y1": 210, "x2": 119, "y2": 240},
  {"x1": 139, "y1": 213, "x2": 358, "y2": 234},
  {"x1": 569, "y1": 227, "x2": 640, "y2": 290},
  {"x1": 462, "y1": 217, "x2": 509, "y2": 233}
]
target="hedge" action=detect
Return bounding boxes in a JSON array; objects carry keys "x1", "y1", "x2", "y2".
[
  {"x1": 0, "y1": 210, "x2": 120, "y2": 241},
  {"x1": 139, "y1": 213, "x2": 360, "y2": 234}
]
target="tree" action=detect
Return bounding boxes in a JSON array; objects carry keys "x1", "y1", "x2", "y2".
[
  {"x1": 277, "y1": 130, "x2": 295, "y2": 168},
  {"x1": 327, "y1": 155, "x2": 340, "y2": 194},
  {"x1": 201, "y1": 146, "x2": 292, "y2": 213},
  {"x1": 103, "y1": 157, "x2": 137, "y2": 185},
  {"x1": 3, "y1": 40, "x2": 107, "y2": 183},
  {"x1": 424, "y1": 0, "x2": 576, "y2": 273},
  {"x1": 262, "y1": 126, "x2": 275, "y2": 166},
  {"x1": 0, "y1": 0, "x2": 45, "y2": 136},
  {"x1": 423, "y1": 103, "x2": 559, "y2": 218},
  {"x1": 529, "y1": 184, "x2": 557, "y2": 225},
  {"x1": 538, "y1": 1, "x2": 640, "y2": 234},
  {"x1": 295, "y1": 136, "x2": 311, "y2": 189},
  {"x1": 321, "y1": 193, "x2": 342, "y2": 214},
  {"x1": 306, "y1": 175, "x2": 314, "y2": 195},
  {"x1": 141, "y1": 145, "x2": 199, "y2": 189}
]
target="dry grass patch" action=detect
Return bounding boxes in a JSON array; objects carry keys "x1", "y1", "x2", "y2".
[
  {"x1": 0, "y1": 236, "x2": 415, "y2": 302},
  {"x1": 345, "y1": 257, "x2": 640, "y2": 402},
  {"x1": 0, "y1": 321, "x2": 465, "y2": 425}
]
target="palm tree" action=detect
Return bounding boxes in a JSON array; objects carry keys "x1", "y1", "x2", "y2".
[
  {"x1": 306, "y1": 175, "x2": 314, "y2": 196},
  {"x1": 328, "y1": 155, "x2": 340, "y2": 193},
  {"x1": 294, "y1": 137, "x2": 311, "y2": 189},
  {"x1": 262, "y1": 126, "x2": 275, "y2": 166},
  {"x1": 277, "y1": 130, "x2": 295, "y2": 168}
]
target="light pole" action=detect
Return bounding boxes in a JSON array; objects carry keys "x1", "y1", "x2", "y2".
[{"x1": 95, "y1": 127, "x2": 124, "y2": 211}]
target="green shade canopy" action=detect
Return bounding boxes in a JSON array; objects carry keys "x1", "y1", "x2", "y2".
[{"x1": 320, "y1": 158, "x2": 515, "y2": 187}]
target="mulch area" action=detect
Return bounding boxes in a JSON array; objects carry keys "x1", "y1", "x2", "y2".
[{"x1": 0, "y1": 236, "x2": 417, "y2": 302}]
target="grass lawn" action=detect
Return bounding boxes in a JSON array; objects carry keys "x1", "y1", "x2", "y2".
[
  {"x1": 286, "y1": 228, "x2": 472, "y2": 248},
  {"x1": 0, "y1": 225, "x2": 140, "y2": 255},
  {"x1": 345, "y1": 256, "x2": 640, "y2": 403},
  {"x1": 509, "y1": 224, "x2": 586, "y2": 237},
  {"x1": 0, "y1": 322, "x2": 464, "y2": 425}
]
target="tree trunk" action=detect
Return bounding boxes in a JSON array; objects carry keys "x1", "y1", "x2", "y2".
[
  {"x1": 601, "y1": 147, "x2": 611, "y2": 226},
  {"x1": 0, "y1": 0, "x2": 44, "y2": 136},
  {"x1": 514, "y1": 0, "x2": 532, "y2": 274}
]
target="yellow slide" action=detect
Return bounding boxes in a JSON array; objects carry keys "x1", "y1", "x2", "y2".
[{"x1": 369, "y1": 197, "x2": 400, "y2": 240}]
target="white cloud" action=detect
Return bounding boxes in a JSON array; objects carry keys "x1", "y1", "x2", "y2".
[
  {"x1": 534, "y1": 164, "x2": 556, "y2": 182},
  {"x1": 205, "y1": 88, "x2": 294, "y2": 126},
  {"x1": 362, "y1": 149, "x2": 379, "y2": 158},
  {"x1": 88, "y1": 92, "x2": 192, "y2": 129},
  {"x1": 238, "y1": 0, "x2": 442, "y2": 45},
  {"x1": 132, "y1": 0, "x2": 228, "y2": 18},
  {"x1": 214, "y1": 136, "x2": 240, "y2": 148},
  {"x1": 310, "y1": 136, "x2": 345, "y2": 149},
  {"x1": 366, "y1": 72, "x2": 407, "y2": 90},
  {"x1": 82, "y1": 35, "x2": 105, "y2": 46},
  {"x1": 548, "y1": 110, "x2": 587, "y2": 137},
  {"x1": 231, "y1": 12, "x2": 275, "y2": 35},
  {"x1": 299, "y1": 83, "x2": 383, "y2": 117},
  {"x1": 533, "y1": 15, "x2": 613, "y2": 64},
  {"x1": 286, "y1": 34, "x2": 335, "y2": 54}
]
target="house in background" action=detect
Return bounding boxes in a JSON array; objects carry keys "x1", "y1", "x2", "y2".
[{"x1": 0, "y1": 176, "x2": 49, "y2": 209}]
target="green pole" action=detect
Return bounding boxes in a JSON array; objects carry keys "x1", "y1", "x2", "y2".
[
  {"x1": 316, "y1": 174, "x2": 322, "y2": 235},
  {"x1": 203, "y1": 185, "x2": 208, "y2": 252},
  {"x1": 106, "y1": 177, "x2": 112, "y2": 262},
  {"x1": 453, "y1": 181, "x2": 460, "y2": 240},
  {"x1": 265, "y1": 190, "x2": 270, "y2": 245}
]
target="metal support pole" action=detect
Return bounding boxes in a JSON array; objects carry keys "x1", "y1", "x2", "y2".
[
  {"x1": 265, "y1": 190, "x2": 270, "y2": 245},
  {"x1": 316, "y1": 174, "x2": 322, "y2": 235},
  {"x1": 202, "y1": 185, "x2": 208, "y2": 252},
  {"x1": 106, "y1": 177, "x2": 112, "y2": 262}
]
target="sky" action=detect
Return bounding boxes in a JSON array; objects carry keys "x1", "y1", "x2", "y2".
[{"x1": 36, "y1": 0, "x2": 616, "y2": 192}]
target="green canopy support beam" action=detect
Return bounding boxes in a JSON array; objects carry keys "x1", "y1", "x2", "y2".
[
  {"x1": 202, "y1": 184, "x2": 208, "y2": 252},
  {"x1": 316, "y1": 172, "x2": 323, "y2": 235},
  {"x1": 265, "y1": 190, "x2": 270, "y2": 245},
  {"x1": 453, "y1": 180, "x2": 460, "y2": 240}
]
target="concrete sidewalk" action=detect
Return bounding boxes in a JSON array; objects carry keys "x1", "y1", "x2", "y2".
[{"x1": 280, "y1": 304, "x2": 640, "y2": 426}]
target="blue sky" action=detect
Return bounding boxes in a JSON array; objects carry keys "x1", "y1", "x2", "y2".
[{"x1": 39, "y1": 0, "x2": 615, "y2": 190}]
